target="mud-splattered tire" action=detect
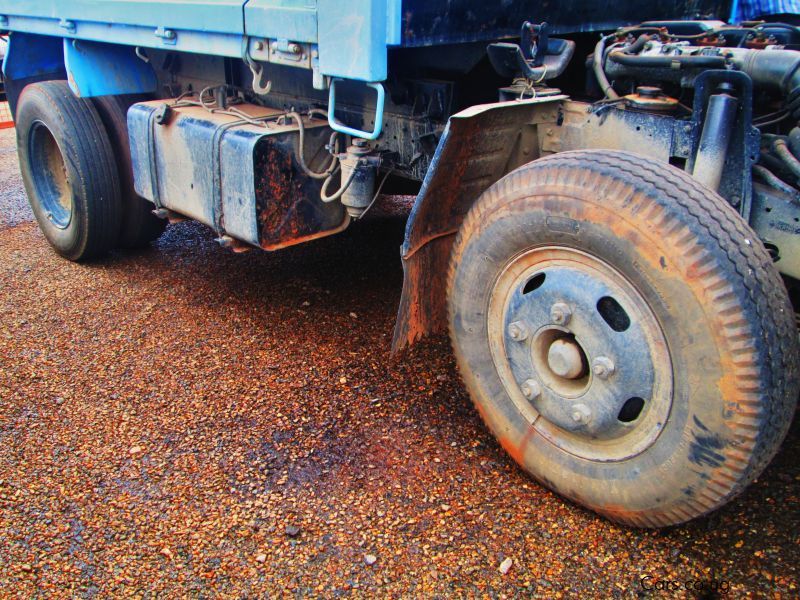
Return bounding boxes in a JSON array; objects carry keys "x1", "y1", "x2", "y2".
[
  {"x1": 447, "y1": 150, "x2": 798, "y2": 527},
  {"x1": 91, "y1": 94, "x2": 165, "y2": 248},
  {"x1": 16, "y1": 81, "x2": 121, "y2": 260}
]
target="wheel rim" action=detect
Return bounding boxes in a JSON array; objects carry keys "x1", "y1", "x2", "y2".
[
  {"x1": 29, "y1": 121, "x2": 73, "y2": 230},
  {"x1": 488, "y1": 246, "x2": 673, "y2": 462}
]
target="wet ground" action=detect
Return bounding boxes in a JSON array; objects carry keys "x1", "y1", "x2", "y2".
[{"x1": 0, "y1": 127, "x2": 798, "y2": 597}]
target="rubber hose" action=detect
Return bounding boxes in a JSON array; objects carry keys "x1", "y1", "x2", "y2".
[
  {"x1": 773, "y1": 138, "x2": 800, "y2": 183},
  {"x1": 734, "y1": 49, "x2": 800, "y2": 120},
  {"x1": 593, "y1": 35, "x2": 619, "y2": 100},
  {"x1": 753, "y1": 164, "x2": 800, "y2": 199}
]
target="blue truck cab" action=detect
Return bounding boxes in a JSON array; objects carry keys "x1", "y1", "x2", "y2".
[{"x1": 1, "y1": 0, "x2": 799, "y2": 527}]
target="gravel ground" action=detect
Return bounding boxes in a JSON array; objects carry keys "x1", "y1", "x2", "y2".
[
  {"x1": 0, "y1": 128, "x2": 31, "y2": 228},
  {"x1": 0, "y1": 127, "x2": 798, "y2": 597}
]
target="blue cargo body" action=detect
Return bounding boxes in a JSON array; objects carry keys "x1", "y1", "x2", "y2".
[{"x1": 1, "y1": 0, "x2": 726, "y2": 84}]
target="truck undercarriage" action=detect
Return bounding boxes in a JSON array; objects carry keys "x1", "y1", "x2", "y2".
[{"x1": 1, "y1": 1, "x2": 798, "y2": 527}]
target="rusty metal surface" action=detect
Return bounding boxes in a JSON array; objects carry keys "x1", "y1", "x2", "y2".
[
  {"x1": 392, "y1": 97, "x2": 563, "y2": 352},
  {"x1": 542, "y1": 100, "x2": 686, "y2": 162},
  {"x1": 252, "y1": 129, "x2": 348, "y2": 250},
  {"x1": 750, "y1": 182, "x2": 800, "y2": 280}
]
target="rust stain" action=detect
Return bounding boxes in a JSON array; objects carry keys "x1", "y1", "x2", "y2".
[
  {"x1": 498, "y1": 423, "x2": 537, "y2": 468},
  {"x1": 254, "y1": 137, "x2": 348, "y2": 251}
]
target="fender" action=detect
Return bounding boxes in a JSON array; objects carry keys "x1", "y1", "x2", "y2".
[
  {"x1": 391, "y1": 96, "x2": 565, "y2": 352},
  {"x1": 2, "y1": 32, "x2": 156, "y2": 117},
  {"x1": 2, "y1": 32, "x2": 65, "y2": 116}
]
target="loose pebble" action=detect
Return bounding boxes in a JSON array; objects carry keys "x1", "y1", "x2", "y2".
[
  {"x1": 499, "y1": 557, "x2": 513, "y2": 575},
  {"x1": 285, "y1": 525, "x2": 301, "y2": 538}
]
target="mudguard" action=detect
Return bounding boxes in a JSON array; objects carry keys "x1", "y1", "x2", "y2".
[{"x1": 392, "y1": 96, "x2": 565, "y2": 352}]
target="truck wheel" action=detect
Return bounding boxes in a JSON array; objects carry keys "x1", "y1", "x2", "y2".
[
  {"x1": 17, "y1": 81, "x2": 120, "y2": 261},
  {"x1": 92, "y1": 95, "x2": 166, "y2": 248},
  {"x1": 447, "y1": 150, "x2": 798, "y2": 527},
  {"x1": 16, "y1": 81, "x2": 121, "y2": 261}
]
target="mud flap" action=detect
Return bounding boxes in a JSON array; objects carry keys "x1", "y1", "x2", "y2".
[{"x1": 392, "y1": 97, "x2": 565, "y2": 352}]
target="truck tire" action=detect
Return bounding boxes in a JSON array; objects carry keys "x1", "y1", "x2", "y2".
[
  {"x1": 91, "y1": 94, "x2": 166, "y2": 248},
  {"x1": 447, "y1": 150, "x2": 799, "y2": 527},
  {"x1": 16, "y1": 81, "x2": 121, "y2": 261}
]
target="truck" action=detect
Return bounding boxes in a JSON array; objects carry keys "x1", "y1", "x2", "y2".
[{"x1": 1, "y1": 1, "x2": 798, "y2": 528}]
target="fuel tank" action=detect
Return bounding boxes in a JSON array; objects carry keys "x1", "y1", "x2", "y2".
[{"x1": 128, "y1": 100, "x2": 348, "y2": 250}]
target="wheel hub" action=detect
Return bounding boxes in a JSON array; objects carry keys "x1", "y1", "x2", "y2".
[
  {"x1": 29, "y1": 121, "x2": 73, "y2": 230},
  {"x1": 488, "y1": 246, "x2": 673, "y2": 462},
  {"x1": 546, "y1": 337, "x2": 586, "y2": 380}
]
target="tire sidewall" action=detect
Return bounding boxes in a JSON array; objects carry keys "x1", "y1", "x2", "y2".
[{"x1": 16, "y1": 85, "x2": 90, "y2": 259}]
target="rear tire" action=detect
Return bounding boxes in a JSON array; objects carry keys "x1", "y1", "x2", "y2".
[
  {"x1": 447, "y1": 150, "x2": 799, "y2": 527},
  {"x1": 91, "y1": 94, "x2": 165, "y2": 248},
  {"x1": 16, "y1": 81, "x2": 121, "y2": 260}
]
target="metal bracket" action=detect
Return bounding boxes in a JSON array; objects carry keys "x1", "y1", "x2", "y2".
[
  {"x1": 269, "y1": 39, "x2": 310, "y2": 67},
  {"x1": 58, "y1": 19, "x2": 76, "y2": 34},
  {"x1": 154, "y1": 26, "x2": 177, "y2": 45},
  {"x1": 327, "y1": 80, "x2": 385, "y2": 140}
]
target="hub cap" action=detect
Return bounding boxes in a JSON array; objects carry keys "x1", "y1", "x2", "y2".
[
  {"x1": 29, "y1": 122, "x2": 73, "y2": 230},
  {"x1": 488, "y1": 246, "x2": 673, "y2": 462}
]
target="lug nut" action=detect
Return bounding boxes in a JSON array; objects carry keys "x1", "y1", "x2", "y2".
[
  {"x1": 507, "y1": 321, "x2": 530, "y2": 342},
  {"x1": 520, "y1": 379, "x2": 541, "y2": 401},
  {"x1": 592, "y1": 356, "x2": 616, "y2": 380},
  {"x1": 571, "y1": 403, "x2": 591, "y2": 424},
  {"x1": 550, "y1": 302, "x2": 572, "y2": 326}
]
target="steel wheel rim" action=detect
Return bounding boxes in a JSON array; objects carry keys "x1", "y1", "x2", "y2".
[
  {"x1": 488, "y1": 246, "x2": 673, "y2": 462},
  {"x1": 29, "y1": 121, "x2": 73, "y2": 230}
]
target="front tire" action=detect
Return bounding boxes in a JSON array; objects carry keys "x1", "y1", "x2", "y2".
[
  {"x1": 447, "y1": 150, "x2": 798, "y2": 527},
  {"x1": 16, "y1": 81, "x2": 121, "y2": 260}
]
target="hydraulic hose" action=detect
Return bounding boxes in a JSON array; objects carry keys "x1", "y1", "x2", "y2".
[
  {"x1": 623, "y1": 34, "x2": 653, "y2": 55},
  {"x1": 773, "y1": 138, "x2": 800, "y2": 183},
  {"x1": 593, "y1": 35, "x2": 619, "y2": 99},
  {"x1": 753, "y1": 165, "x2": 800, "y2": 199},
  {"x1": 286, "y1": 111, "x2": 338, "y2": 181}
]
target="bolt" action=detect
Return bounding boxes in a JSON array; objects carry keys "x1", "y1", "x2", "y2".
[
  {"x1": 507, "y1": 321, "x2": 530, "y2": 342},
  {"x1": 571, "y1": 403, "x2": 591, "y2": 424},
  {"x1": 550, "y1": 302, "x2": 572, "y2": 326},
  {"x1": 520, "y1": 379, "x2": 541, "y2": 401},
  {"x1": 592, "y1": 356, "x2": 616, "y2": 380}
]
